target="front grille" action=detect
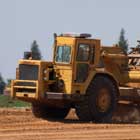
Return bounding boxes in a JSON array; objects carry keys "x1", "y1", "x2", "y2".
[
  {"x1": 19, "y1": 64, "x2": 39, "y2": 80},
  {"x1": 15, "y1": 81, "x2": 36, "y2": 87}
]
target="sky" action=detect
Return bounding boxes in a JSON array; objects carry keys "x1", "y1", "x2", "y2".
[{"x1": 0, "y1": 0, "x2": 140, "y2": 80}]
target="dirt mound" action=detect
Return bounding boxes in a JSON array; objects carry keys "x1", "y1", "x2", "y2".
[{"x1": 113, "y1": 103, "x2": 140, "y2": 123}]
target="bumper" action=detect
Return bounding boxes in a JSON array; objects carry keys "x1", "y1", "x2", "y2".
[
  {"x1": 11, "y1": 80, "x2": 39, "y2": 99},
  {"x1": 45, "y1": 92, "x2": 71, "y2": 100},
  {"x1": 11, "y1": 80, "x2": 73, "y2": 101}
]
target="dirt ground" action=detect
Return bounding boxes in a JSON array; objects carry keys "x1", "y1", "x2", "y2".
[{"x1": 0, "y1": 106, "x2": 140, "y2": 140}]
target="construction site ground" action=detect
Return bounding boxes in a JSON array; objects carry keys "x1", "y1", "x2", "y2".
[{"x1": 0, "y1": 104, "x2": 140, "y2": 140}]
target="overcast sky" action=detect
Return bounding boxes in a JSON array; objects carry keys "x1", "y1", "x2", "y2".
[{"x1": 0, "y1": 0, "x2": 140, "y2": 80}]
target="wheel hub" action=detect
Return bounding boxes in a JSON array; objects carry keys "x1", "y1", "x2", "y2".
[{"x1": 96, "y1": 88, "x2": 111, "y2": 112}]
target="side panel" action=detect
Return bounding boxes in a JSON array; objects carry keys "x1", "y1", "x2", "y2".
[
  {"x1": 72, "y1": 69, "x2": 118, "y2": 95},
  {"x1": 103, "y1": 54, "x2": 128, "y2": 84},
  {"x1": 123, "y1": 70, "x2": 140, "y2": 88},
  {"x1": 54, "y1": 37, "x2": 75, "y2": 94},
  {"x1": 72, "y1": 38, "x2": 101, "y2": 94},
  {"x1": 55, "y1": 66, "x2": 72, "y2": 94}
]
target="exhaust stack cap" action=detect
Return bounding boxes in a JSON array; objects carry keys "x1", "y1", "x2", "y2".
[{"x1": 24, "y1": 51, "x2": 32, "y2": 59}]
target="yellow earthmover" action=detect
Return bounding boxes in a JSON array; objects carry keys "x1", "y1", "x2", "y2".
[{"x1": 11, "y1": 33, "x2": 140, "y2": 122}]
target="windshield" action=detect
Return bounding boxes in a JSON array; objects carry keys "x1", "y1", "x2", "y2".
[{"x1": 55, "y1": 45, "x2": 71, "y2": 63}]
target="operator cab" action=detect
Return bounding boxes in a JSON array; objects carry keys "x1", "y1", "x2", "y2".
[
  {"x1": 54, "y1": 33, "x2": 92, "y2": 65},
  {"x1": 53, "y1": 33, "x2": 101, "y2": 93}
]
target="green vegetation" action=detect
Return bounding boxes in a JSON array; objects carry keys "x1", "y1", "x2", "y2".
[
  {"x1": 31, "y1": 40, "x2": 42, "y2": 60},
  {"x1": 0, "y1": 73, "x2": 6, "y2": 94},
  {"x1": 6, "y1": 79, "x2": 12, "y2": 87},
  {"x1": 0, "y1": 95, "x2": 31, "y2": 107},
  {"x1": 118, "y1": 28, "x2": 128, "y2": 54}
]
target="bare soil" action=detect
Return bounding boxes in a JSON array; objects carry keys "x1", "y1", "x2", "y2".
[{"x1": 0, "y1": 106, "x2": 140, "y2": 140}]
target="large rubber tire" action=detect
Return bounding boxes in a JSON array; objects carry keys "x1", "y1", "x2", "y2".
[
  {"x1": 32, "y1": 103, "x2": 70, "y2": 120},
  {"x1": 76, "y1": 76, "x2": 118, "y2": 123}
]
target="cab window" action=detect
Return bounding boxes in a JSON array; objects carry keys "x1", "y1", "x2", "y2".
[
  {"x1": 76, "y1": 44, "x2": 90, "y2": 82},
  {"x1": 77, "y1": 44, "x2": 90, "y2": 61},
  {"x1": 55, "y1": 45, "x2": 71, "y2": 63}
]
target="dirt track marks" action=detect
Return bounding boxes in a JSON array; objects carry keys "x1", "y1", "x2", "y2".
[{"x1": 0, "y1": 108, "x2": 140, "y2": 140}]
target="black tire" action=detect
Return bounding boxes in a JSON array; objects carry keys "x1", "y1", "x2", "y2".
[
  {"x1": 32, "y1": 103, "x2": 70, "y2": 120},
  {"x1": 75, "y1": 96, "x2": 92, "y2": 121},
  {"x1": 76, "y1": 75, "x2": 118, "y2": 123}
]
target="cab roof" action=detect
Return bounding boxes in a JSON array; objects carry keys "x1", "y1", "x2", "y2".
[{"x1": 58, "y1": 33, "x2": 92, "y2": 38}]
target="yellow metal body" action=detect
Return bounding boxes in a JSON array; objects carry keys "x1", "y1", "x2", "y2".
[
  {"x1": 11, "y1": 60, "x2": 53, "y2": 102},
  {"x1": 11, "y1": 34, "x2": 140, "y2": 106},
  {"x1": 53, "y1": 36, "x2": 101, "y2": 94},
  {"x1": 102, "y1": 47, "x2": 140, "y2": 86}
]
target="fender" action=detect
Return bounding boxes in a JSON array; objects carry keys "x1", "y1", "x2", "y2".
[{"x1": 82, "y1": 68, "x2": 119, "y2": 94}]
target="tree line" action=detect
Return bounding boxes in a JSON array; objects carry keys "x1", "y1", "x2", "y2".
[{"x1": 0, "y1": 28, "x2": 128, "y2": 94}]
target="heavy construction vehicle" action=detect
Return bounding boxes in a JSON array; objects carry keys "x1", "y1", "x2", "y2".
[{"x1": 11, "y1": 33, "x2": 140, "y2": 122}]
